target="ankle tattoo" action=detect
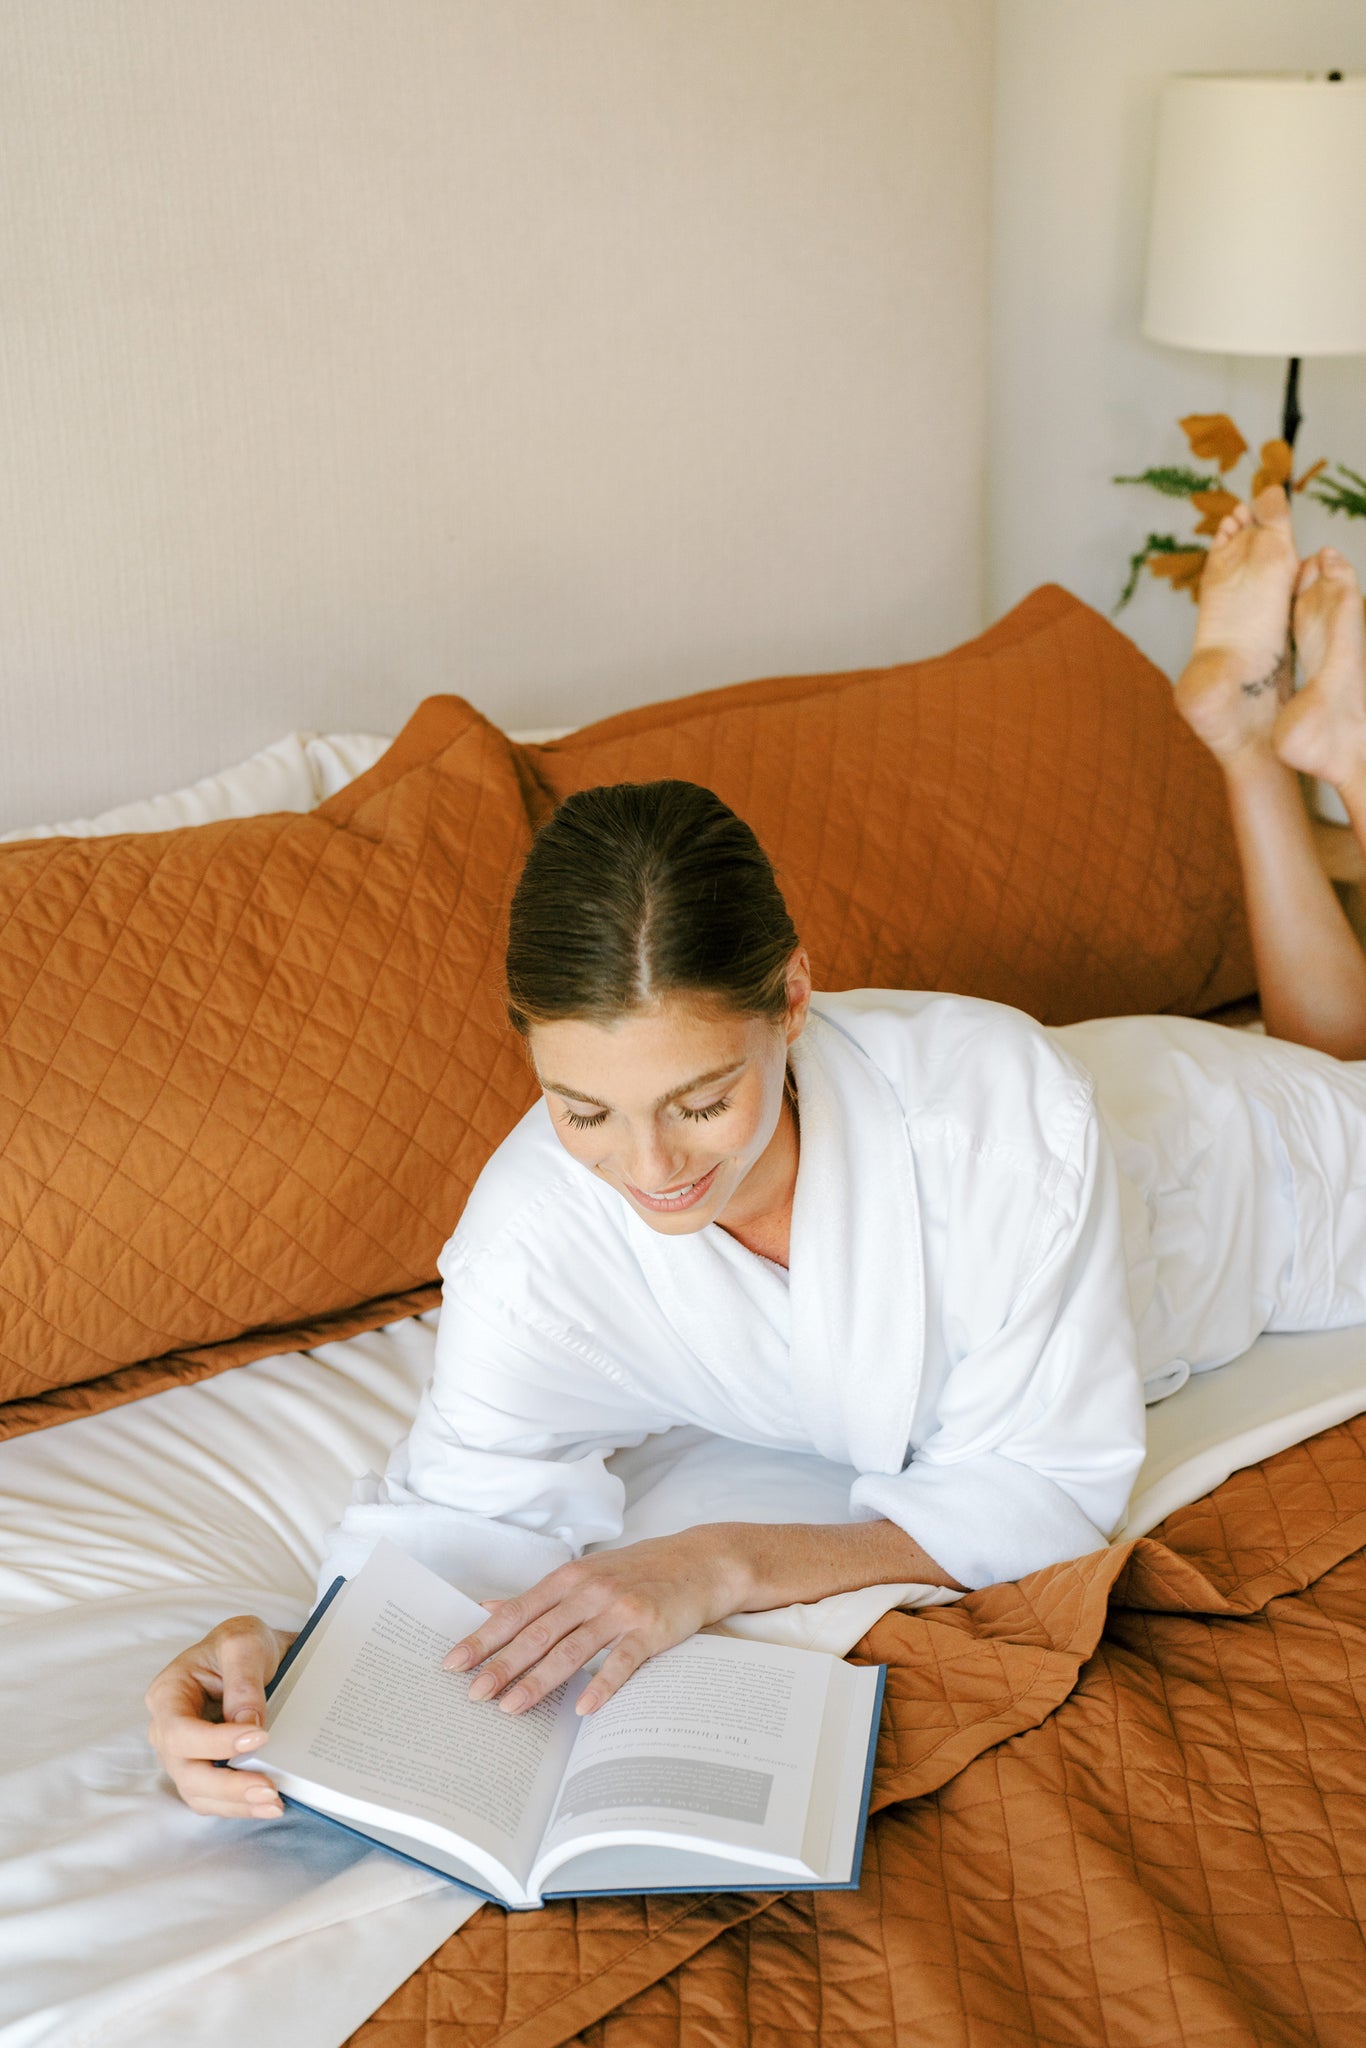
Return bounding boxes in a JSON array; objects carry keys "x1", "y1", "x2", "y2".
[{"x1": 1241, "y1": 639, "x2": 1295, "y2": 702}]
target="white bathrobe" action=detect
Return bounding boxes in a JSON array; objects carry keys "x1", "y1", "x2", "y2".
[{"x1": 318, "y1": 992, "x2": 1366, "y2": 1597}]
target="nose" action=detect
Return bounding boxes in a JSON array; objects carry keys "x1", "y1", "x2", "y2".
[{"x1": 619, "y1": 1122, "x2": 687, "y2": 1193}]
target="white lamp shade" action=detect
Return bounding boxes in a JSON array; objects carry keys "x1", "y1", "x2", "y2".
[{"x1": 1143, "y1": 75, "x2": 1366, "y2": 357}]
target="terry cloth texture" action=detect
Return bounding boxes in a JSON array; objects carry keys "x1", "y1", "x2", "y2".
[
  {"x1": 343, "y1": 1411, "x2": 1366, "y2": 2048},
  {"x1": 0, "y1": 587, "x2": 1253, "y2": 1422}
]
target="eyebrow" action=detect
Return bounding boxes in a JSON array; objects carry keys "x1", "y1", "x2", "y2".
[{"x1": 537, "y1": 1060, "x2": 746, "y2": 1113}]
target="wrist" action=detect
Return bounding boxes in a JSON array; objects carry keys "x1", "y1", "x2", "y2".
[{"x1": 694, "y1": 1523, "x2": 764, "y2": 1616}]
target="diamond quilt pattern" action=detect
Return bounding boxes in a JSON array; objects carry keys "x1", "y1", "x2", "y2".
[
  {"x1": 518, "y1": 587, "x2": 1255, "y2": 1026},
  {"x1": 0, "y1": 588, "x2": 1254, "y2": 1419},
  {"x1": 0, "y1": 700, "x2": 536, "y2": 1397},
  {"x1": 345, "y1": 1415, "x2": 1366, "y2": 2048}
]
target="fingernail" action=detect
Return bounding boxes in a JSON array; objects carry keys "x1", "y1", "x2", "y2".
[
  {"x1": 499, "y1": 1688, "x2": 528, "y2": 1715},
  {"x1": 577, "y1": 1692, "x2": 599, "y2": 1716},
  {"x1": 245, "y1": 1784, "x2": 277, "y2": 1801},
  {"x1": 467, "y1": 1673, "x2": 497, "y2": 1702},
  {"x1": 232, "y1": 1709, "x2": 261, "y2": 1725},
  {"x1": 234, "y1": 1731, "x2": 267, "y2": 1751},
  {"x1": 443, "y1": 1647, "x2": 470, "y2": 1671}
]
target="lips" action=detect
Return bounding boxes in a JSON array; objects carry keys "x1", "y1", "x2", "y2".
[{"x1": 626, "y1": 1162, "x2": 721, "y2": 1214}]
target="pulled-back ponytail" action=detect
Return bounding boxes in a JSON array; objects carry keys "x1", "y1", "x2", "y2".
[{"x1": 505, "y1": 781, "x2": 801, "y2": 1034}]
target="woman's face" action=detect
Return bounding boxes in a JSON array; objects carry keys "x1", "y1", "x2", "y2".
[{"x1": 528, "y1": 952, "x2": 810, "y2": 1236}]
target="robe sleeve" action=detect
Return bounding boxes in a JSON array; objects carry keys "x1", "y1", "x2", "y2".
[
  {"x1": 848, "y1": 1109, "x2": 1147, "y2": 1590},
  {"x1": 315, "y1": 1286, "x2": 670, "y2": 1601}
]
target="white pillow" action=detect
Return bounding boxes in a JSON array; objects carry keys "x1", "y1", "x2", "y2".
[
  {"x1": 0, "y1": 731, "x2": 394, "y2": 843},
  {"x1": 1, "y1": 725, "x2": 572, "y2": 842}
]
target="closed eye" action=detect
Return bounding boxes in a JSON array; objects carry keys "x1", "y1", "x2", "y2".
[
  {"x1": 681, "y1": 1098, "x2": 730, "y2": 1122},
  {"x1": 559, "y1": 1096, "x2": 731, "y2": 1131}
]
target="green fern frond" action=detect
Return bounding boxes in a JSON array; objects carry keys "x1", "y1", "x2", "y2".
[
  {"x1": 1115, "y1": 533, "x2": 1187, "y2": 614},
  {"x1": 1112, "y1": 466, "x2": 1219, "y2": 499},
  {"x1": 1309, "y1": 463, "x2": 1366, "y2": 520}
]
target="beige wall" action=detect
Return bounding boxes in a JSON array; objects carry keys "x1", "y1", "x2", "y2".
[
  {"x1": 0, "y1": 0, "x2": 993, "y2": 831},
  {"x1": 989, "y1": 0, "x2": 1366, "y2": 684}
]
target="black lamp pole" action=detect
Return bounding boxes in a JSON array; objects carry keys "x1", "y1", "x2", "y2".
[{"x1": 1282, "y1": 355, "x2": 1302, "y2": 454}]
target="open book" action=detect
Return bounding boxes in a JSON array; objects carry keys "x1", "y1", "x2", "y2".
[{"x1": 235, "y1": 1539, "x2": 885, "y2": 1910}]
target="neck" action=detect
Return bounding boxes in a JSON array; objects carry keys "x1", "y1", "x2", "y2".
[{"x1": 715, "y1": 1090, "x2": 799, "y2": 1267}]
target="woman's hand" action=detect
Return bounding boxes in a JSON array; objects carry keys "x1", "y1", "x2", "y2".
[
  {"x1": 444, "y1": 1517, "x2": 960, "y2": 1718},
  {"x1": 443, "y1": 1528, "x2": 750, "y2": 1718},
  {"x1": 145, "y1": 1616, "x2": 296, "y2": 1817}
]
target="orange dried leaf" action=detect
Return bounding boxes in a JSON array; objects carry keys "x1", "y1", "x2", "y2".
[
  {"x1": 1191, "y1": 488, "x2": 1240, "y2": 536},
  {"x1": 1250, "y1": 439, "x2": 1294, "y2": 497},
  {"x1": 1294, "y1": 457, "x2": 1329, "y2": 493},
  {"x1": 1179, "y1": 414, "x2": 1247, "y2": 472},
  {"x1": 1150, "y1": 549, "x2": 1206, "y2": 600}
]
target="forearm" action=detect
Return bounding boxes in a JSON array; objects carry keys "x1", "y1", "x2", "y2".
[
  {"x1": 1223, "y1": 751, "x2": 1366, "y2": 1058},
  {"x1": 711, "y1": 1518, "x2": 965, "y2": 1614}
]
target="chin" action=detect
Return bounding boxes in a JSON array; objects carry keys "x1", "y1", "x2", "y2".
[{"x1": 633, "y1": 1202, "x2": 718, "y2": 1236}]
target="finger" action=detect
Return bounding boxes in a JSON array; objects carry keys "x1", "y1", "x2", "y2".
[
  {"x1": 214, "y1": 1618, "x2": 281, "y2": 1727},
  {"x1": 178, "y1": 1786, "x2": 285, "y2": 1820},
  {"x1": 145, "y1": 1657, "x2": 219, "y2": 1723},
  {"x1": 156, "y1": 1713, "x2": 271, "y2": 1765},
  {"x1": 576, "y1": 1636, "x2": 651, "y2": 1715},
  {"x1": 465, "y1": 1604, "x2": 593, "y2": 1702},
  {"x1": 444, "y1": 1582, "x2": 564, "y2": 1675},
  {"x1": 171, "y1": 1758, "x2": 283, "y2": 1814},
  {"x1": 493, "y1": 1623, "x2": 615, "y2": 1715}
]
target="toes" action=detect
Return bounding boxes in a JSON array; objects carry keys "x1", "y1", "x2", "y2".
[
  {"x1": 1251, "y1": 483, "x2": 1291, "y2": 527},
  {"x1": 1296, "y1": 554, "x2": 1323, "y2": 594}
]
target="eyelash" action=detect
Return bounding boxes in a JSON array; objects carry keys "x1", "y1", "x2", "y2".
[{"x1": 561, "y1": 1097, "x2": 732, "y2": 1132}]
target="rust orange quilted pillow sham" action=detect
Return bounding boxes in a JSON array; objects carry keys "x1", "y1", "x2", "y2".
[
  {"x1": 518, "y1": 585, "x2": 1255, "y2": 1025},
  {"x1": 0, "y1": 585, "x2": 1256, "y2": 1418},
  {"x1": 0, "y1": 699, "x2": 536, "y2": 1400}
]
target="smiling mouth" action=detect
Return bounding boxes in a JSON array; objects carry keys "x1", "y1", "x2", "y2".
[{"x1": 626, "y1": 1163, "x2": 721, "y2": 1214}]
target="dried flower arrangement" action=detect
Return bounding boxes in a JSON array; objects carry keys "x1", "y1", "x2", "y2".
[{"x1": 1114, "y1": 413, "x2": 1366, "y2": 610}]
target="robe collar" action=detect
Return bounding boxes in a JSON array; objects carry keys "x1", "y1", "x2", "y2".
[
  {"x1": 785, "y1": 1007, "x2": 924, "y2": 1473},
  {"x1": 623, "y1": 1005, "x2": 925, "y2": 1476}
]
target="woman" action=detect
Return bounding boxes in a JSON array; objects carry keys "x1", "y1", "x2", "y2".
[{"x1": 148, "y1": 601, "x2": 1366, "y2": 1827}]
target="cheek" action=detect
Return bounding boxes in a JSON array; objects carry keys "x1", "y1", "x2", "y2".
[
  {"x1": 723, "y1": 1084, "x2": 783, "y2": 1164},
  {"x1": 550, "y1": 1120, "x2": 606, "y2": 1168}
]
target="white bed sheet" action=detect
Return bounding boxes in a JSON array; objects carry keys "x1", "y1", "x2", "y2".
[{"x1": 4, "y1": 1311, "x2": 1366, "y2": 2048}]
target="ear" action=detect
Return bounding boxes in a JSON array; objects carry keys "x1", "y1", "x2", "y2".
[{"x1": 783, "y1": 947, "x2": 813, "y2": 1047}]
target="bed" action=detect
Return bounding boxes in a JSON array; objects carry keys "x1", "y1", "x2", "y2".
[
  {"x1": 5, "y1": 592, "x2": 1366, "y2": 2048},
  {"x1": 6, "y1": 1288, "x2": 1366, "y2": 2046}
]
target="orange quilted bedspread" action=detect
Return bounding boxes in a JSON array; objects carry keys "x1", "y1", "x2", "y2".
[{"x1": 346, "y1": 1415, "x2": 1366, "y2": 2048}]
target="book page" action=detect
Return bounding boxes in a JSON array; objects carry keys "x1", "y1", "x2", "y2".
[
  {"x1": 257, "y1": 1541, "x2": 584, "y2": 1890},
  {"x1": 532, "y1": 1633, "x2": 830, "y2": 1889}
]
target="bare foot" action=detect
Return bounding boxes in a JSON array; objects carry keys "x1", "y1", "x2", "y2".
[
  {"x1": 1173, "y1": 486, "x2": 1298, "y2": 765},
  {"x1": 1274, "y1": 548, "x2": 1366, "y2": 790}
]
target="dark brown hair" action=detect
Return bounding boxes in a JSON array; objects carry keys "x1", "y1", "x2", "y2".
[{"x1": 505, "y1": 781, "x2": 801, "y2": 1034}]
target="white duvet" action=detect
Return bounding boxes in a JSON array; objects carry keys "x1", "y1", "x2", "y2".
[{"x1": 4, "y1": 735, "x2": 1366, "y2": 2048}]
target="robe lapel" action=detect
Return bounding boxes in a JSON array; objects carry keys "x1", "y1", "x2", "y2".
[
  {"x1": 786, "y1": 1010, "x2": 925, "y2": 1474},
  {"x1": 622, "y1": 1205, "x2": 796, "y2": 1443}
]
